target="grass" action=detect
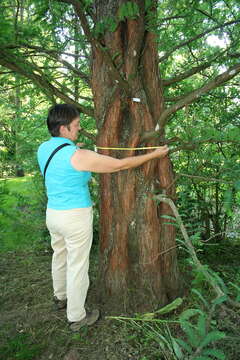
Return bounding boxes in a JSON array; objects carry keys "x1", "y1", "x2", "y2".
[
  {"x1": 0, "y1": 175, "x2": 47, "y2": 252},
  {"x1": 2, "y1": 176, "x2": 35, "y2": 195}
]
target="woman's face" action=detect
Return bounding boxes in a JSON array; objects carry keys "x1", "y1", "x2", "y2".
[{"x1": 60, "y1": 117, "x2": 81, "y2": 141}]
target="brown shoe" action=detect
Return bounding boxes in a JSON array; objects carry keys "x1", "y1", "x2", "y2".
[
  {"x1": 69, "y1": 309, "x2": 100, "y2": 332},
  {"x1": 53, "y1": 296, "x2": 67, "y2": 310}
]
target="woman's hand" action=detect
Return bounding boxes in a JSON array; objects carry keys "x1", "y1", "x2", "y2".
[{"x1": 152, "y1": 145, "x2": 169, "y2": 158}]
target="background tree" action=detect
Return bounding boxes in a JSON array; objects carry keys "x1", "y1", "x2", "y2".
[{"x1": 0, "y1": 0, "x2": 239, "y2": 312}]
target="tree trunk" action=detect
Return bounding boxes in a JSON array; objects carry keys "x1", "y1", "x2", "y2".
[
  {"x1": 13, "y1": 0, "x2": 25, "y2": 177},
  {"x1": 91, "y1": 0, "x2": 180, "y2": 313}
]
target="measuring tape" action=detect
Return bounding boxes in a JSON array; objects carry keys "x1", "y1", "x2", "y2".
[{"x1": 96, "y1": 146, "x2": 165, "y2": 151}]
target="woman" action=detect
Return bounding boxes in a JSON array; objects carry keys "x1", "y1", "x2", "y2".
[{"x1": 37, "y1": 103, "x2": 169, "y2": 332}]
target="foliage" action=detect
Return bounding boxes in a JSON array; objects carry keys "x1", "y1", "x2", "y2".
[
  {"x1": 168, "y1": 89, "x2": 240, "y2": 243},
  {"x1": 118, "y1": 1, "x2": 140, "y2": 21},
  {"x1": 108, "y1": 290, "x2": 228, "y2": 360},
  {"x1": 0, "y1": 175, "x2": 47, "y2": 252},
  {"x1": 0, "y1": 333, "x2": 43, "y2": 360},
  {"x1": 108, "y1": 223, "x2": 239, "y2": 360}
]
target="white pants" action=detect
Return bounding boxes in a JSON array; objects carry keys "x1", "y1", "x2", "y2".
[{"x1": 46, "y1": 207, "x2": 93, "y2": 322}]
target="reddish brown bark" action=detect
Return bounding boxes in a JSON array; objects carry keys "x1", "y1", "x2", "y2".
[{"x1": 92, "y1": 1, "x2": 180, "y2": 312}]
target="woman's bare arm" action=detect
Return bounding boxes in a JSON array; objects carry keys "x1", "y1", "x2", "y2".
[{"x1": 70, "y1": 146, "x2": 169, "y2": 173}]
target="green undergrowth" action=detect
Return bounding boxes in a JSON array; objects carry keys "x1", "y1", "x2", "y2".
[
  {"x1": 108, "y1": 254, "x2": 240, "y2": 360},
  {"x1": 0, "y1": 175, "x2": 47, "y2": 252},
  {"x1": 0, "y1": 174, "x2": 100, "y2": 253}
]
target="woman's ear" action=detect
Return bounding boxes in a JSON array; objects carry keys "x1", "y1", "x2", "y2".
[{"x1": 59, "y1": 124, "x2": 66, "y2": 136}]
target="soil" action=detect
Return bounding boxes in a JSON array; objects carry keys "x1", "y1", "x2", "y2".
[
  {"x1": 1, "y1": 243, "x2": 240, "y2": 360},
  {"x1": 0, "y1": 246, "x2": 154, "y2": 360}
]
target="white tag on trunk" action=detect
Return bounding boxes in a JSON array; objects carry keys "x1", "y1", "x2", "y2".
[{"x1": 132, "y1": 98, "x2": 141, "y2": 102}]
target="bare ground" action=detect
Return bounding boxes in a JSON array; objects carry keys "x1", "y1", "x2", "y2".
[
  {"x1": 0, "y1": 247, "x2": 152, "y2": 360},
  {"x1": 1, "y1": 244, "x2": 240, "y2": 360}
]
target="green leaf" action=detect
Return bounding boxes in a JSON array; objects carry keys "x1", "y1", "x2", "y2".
[
  {"x1": 155, "y1": 298, "x2": 183, "y2": 315},
  {"x1": 172, "y1": 338, "x2": 184, "y2": 359},
  {"x1": 83, "y1": 0, "x2": 94, "y2": 8},
  {"x1": 141, "y1": 312, "x2": 155, "y2": 319},
  {"x1": 106, "y1": 17, "x2": 118, "y2": 32},
  {"x1": 175, "y1": 338, "x2": 192, "y2": 354},
  {"x1": 179, "y1": 308, "x2": 204, "y2": 322},
  {"x1": 208, "y1": 269, "x2": 228, "y2": 294},
  {"x1": 199, "y1": 331, "x2": 226, "y2": 348},
  {"x1": 197, "y1": 314, "x2": 206, "y2": 338},
  {"x1": 234, "y1": 180, "x2": 240, "y2": 191},
  {"x1": 211, "y1": 295, "x2": 228, "y2": 306},
  {"x1": 160, "y1": 214, "x2": 177, "y2": 221},
  {"x1": 145, "y1": 0, "x2": 152, "y2": 11},
  {"x1": 154, "y1": 330, "x2": 173, "y2": 351},
  {"x1": 181, "y1": 322, "x2": 200, "y2": 348},
  {"x1": 94, "y1": 16, "x2": 118, "y2": 36},
  {"x1": 223, "y1": 188, "x2": 233, "y2": 212},
  {"x1": 229, "y1": 282, "x2": 240, "y2": 301},
  {"x1": 33, "y1": 3, "x2": 50, "y2": 22},
  {"x1": 192, "y1": 288, "x2": 209, "y2": 308},
  {"x1": 163, "y1": 221, "x2": 179, "y2": 227},
  {"x1": 202, "y1": 348, "x2": 225, "y2": 360},
  {"x1": 119, "y1": 1, "x2": 140, "y2": 21},
  {"x1": 94, "y1": 21, "x2": 105, "y2": 36}
]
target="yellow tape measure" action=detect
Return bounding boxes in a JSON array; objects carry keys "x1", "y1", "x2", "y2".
[{"x1": 96, "y1": 146, "x2": 163, "y2": 151}]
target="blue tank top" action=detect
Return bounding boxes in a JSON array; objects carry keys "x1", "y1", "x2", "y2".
[{"x1": 37, "y1": 137, "x2": 92, "y2": 210}]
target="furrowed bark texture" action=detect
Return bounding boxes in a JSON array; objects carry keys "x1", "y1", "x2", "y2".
[{"x1": 92, "y1": 0, "x2": 180, "y2": 312}]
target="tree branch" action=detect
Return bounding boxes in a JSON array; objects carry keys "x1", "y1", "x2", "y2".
[
  {"x1": 79, "y1": 128, "x2": 96, "y2": 142},
  {"x1": 158, "y1": 62, "x2": 240, "y2": 131},
  {"x1": 195, "y1": 7, "x2": 219, "y2": 24},
  {"x1": 52, "y1": 78, "x2": 92, "y2": 103},
  {"x1": 158, "y1": 15, "x2": 188, "y2": 22},
  {"x1": 0, "y1": 49, "x2": 94, "y2": 117},
  {"x1": 0, "y1": 80, "x2": 32, "y2": 92},
  {"x1": 162, "y1": 49, "x2": 226, "y2": 86},
  {"x1": 169, "y1": 137, "x2": 240, "y2": 154},
  {"x1": 178, "y1": 172, "x2": 232, "y2": 184},
  {"x1": 141, "y1": 132, "x2": 240, "y2": 152},
  {"x1": 159, "y1": 19, "x2": 240, "y2": 62},
  {"x1": 3, "y1": 43, "x2": 91, "y2": 86}
]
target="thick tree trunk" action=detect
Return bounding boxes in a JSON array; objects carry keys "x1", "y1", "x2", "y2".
[{"x1": 92, "y1": 0, "x2": 180, "y2": 312}]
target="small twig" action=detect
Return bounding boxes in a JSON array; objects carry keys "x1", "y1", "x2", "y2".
[
  {"x1": 165, "y1": 173, "x2": 181, "y2": 192},
  {"x1": 155, "y1": 195, "x2": 224, "y2": 298},
  {"x1": 202, "y1": 232, "x2": 227, "y2": 243},
  {"x1": 105, "y1": 315, "x2": 180, "y2": 324},
  {"x1": 178, "y1": 172, "x2": 232, "y2": 185},
  {"x1": 141, "y1": 245, "x2": 179, "y2": 265}
]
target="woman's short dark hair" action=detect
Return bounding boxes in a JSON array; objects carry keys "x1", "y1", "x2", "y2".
[{"x1": 47, "y1": 104, "x2": 80, "y2": 137}]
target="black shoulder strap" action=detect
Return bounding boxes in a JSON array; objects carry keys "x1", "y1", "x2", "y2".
[{"x1": 43, "y1": 143, "x2": 71, "y2": 181}]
